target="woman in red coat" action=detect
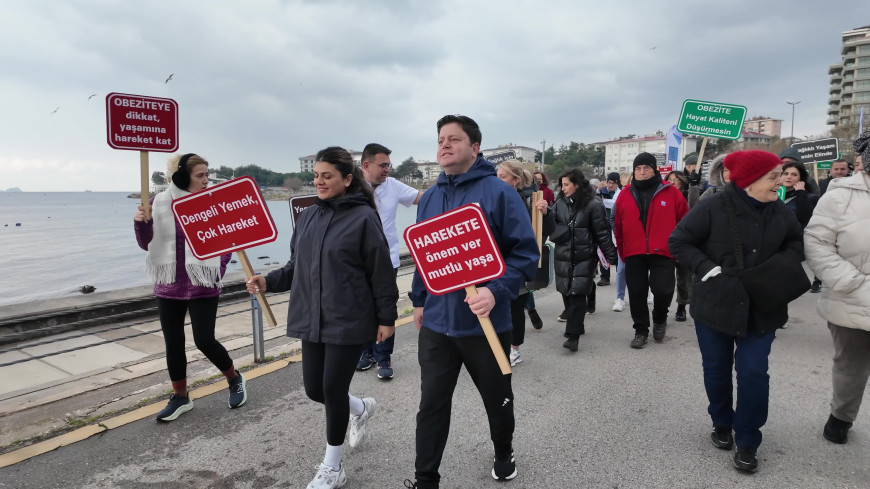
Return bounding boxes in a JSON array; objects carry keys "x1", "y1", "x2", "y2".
[{"x1": 613, "y1": 152, "x2": 688, "y2": 349}]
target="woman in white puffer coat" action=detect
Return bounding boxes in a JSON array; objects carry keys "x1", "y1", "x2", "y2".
[{"x1": 804, "y1": 132, "x2": 870, "y2": 446}]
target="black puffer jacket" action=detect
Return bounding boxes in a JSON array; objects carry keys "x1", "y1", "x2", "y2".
[
  {"x1": 668, "y1": 183, "x2": 804, "y2": 336},
  {"x1": 550, "y1": 196, "x2": 617, "y2": 296},
  {"x1": 265, "y1": 191, "x2": 398, "y2": 344}
]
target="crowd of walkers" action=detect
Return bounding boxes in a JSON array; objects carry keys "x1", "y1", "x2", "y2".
[{"x1": 134, "y1": 121, "x2": 870, "y2": 488}]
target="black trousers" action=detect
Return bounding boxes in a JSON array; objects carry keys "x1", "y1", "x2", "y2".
[
  {"x1": 600, "y1": 263, "x2": 611, "y2": 281},
  {"x1": 510, "y1": 292, "x2": 529, "y2": 346},
  {"x1": 301, "y1": 340, "x2": 366, "y2": 446},
  {"x1": 624, "y1": 255, "x2": 676, "y2": 335},
  {"x1": 415, "y1": 327, "x2": 514, "y2": 484},
  {"x1": 563, "y1": 294, "x2": 588, "y2": 339},
  {"x1": 157, "y1": 296, "x2": 233, "y2": 381},
  {"x1": 675, "y1": 261, "x2": 692, "y2": 306}
]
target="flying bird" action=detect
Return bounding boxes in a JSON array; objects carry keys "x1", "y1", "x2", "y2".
[
  {"x1": 50, "y1": 107, "x2": 59, "y2": 115},
  {"x1": 164, "y1": 73, "x2": 174, "y2": 84},
  {"x1": 650, "y1": 46, "x2": 657, "y2": 50},
  {"x1": 88, "y1": 93, "x2": 97, "y2": 101}
]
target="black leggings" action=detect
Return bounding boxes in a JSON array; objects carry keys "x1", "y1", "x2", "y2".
[
  {"x1": 157, "y1": 296, "x2": 233, "y2": 382},
  {"x1": 510, "y1": 292, "x2": 529, "y2": 346},
  {"x1": 301, "y1": 340, "x2": 366, "y2": 446}
]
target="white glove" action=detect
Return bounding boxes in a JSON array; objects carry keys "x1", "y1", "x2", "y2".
[{"x1": 701, "y1": 266, "x2": 722, "y2": 282}]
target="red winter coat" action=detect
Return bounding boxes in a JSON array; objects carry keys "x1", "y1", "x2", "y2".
[{"x1": 614, "y1": 181, "x2": 688, "y2": 260}]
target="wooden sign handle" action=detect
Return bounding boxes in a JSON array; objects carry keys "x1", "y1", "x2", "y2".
[
  {"x1": 695, "y1": 137, "x2": 708, "y2": 170},
  {"x1": 140, "y1": 151, "x2": 151, "y2": 221},
  {"x1": 237, "y1": 249, "x2": 277, "y2": 326},
  {"x1": 533, "y1": 190, "x2": 543, "y2": 267},
  {"x1": 464, "y1": 285, "x2": 511, "y2": 375}
]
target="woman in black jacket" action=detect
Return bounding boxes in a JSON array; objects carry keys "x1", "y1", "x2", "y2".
[
  {"x1": 669, "y1": 150, "x2": 804, "y2": 474},
  {"x1": 247, "y1": 147, "x2": 398, "y2": 488},
  {"x1": 550, "y1": 168, "x2": 617, "y2": 352},
  {"x1": 780, "y1": 161, "x2": 818, "y2": 229}
]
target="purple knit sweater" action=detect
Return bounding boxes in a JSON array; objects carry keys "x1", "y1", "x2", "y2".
[{"x1": 134, "y1": 215, "x2": 231, "y2": 300}]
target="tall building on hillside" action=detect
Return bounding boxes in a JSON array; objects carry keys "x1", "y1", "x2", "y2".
[
  {"x1": 743, "y1": 116, "x2": 782, "y2": 137},
  {"x1": 597, "y1": 134, "x2": 697, "y2": 175},
  {"x1": 481, "y1": 144, "x2": 539, "y2": 164},
  {"x1": 298, "y1": 151, "x2": 363, "y2": 173},
  {"x1": 828, "y1": 25, "x2": 870, "y2": 129}
]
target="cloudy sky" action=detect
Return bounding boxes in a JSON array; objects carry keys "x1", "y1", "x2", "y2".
[{"x1": 0, "y1": 0, "x2": 864, "y2": 191}]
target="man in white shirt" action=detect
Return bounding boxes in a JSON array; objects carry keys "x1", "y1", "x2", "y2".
[{"x1": 357, "y1": 143, "x2": 422, "y2": 380}]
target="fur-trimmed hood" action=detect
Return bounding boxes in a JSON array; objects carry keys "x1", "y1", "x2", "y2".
[{"x1": 707, "y1": 154, "x2": 727, "y2": 188}]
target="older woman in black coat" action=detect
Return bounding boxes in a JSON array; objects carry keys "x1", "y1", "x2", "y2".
[
  {"x1": 550, "y1": 168, "x2": 617, "y2": 352},
  {"x1": 669, "y1": 150, "x2": 805, "y2": 474}
]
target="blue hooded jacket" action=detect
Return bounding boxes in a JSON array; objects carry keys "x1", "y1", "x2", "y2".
[{"x1": 409, "y1": 156, "x2": 539, "y2": 337}]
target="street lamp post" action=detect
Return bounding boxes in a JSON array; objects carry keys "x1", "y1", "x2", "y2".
[{"x1": 787, "y1": 100, "x2": 801, "y2": 142}]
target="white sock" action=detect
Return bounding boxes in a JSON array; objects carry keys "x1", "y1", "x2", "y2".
[
  {"x1": 323, "y1": 444, "x2": 343, "y2": 470},
  {"x1": 348, "y1": 394, "x2": 364, "y2": 416}
]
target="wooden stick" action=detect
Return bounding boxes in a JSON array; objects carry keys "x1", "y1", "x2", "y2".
[
  {"x1": 139, "y1": 151, "x2": 151, "y2": 221},
  {"x1": 237, "y1": 249, "x2": 277, "y2": 326},
  {"x1": 533, "y1": 191, "x2": 543, "y2": 266},
  {"x1": 696, "y1": 137, "x2": 708, "y2": 170},
  {"x1": 464, "y1": 285, "x2": 511, "y2": 375}
]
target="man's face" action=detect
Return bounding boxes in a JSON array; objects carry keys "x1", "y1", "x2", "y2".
[
  {"x1": 362, "y1": 153, "x2": 391, "y2": 185},
  {"x1": 606, "y1": 180, "x2": 618, "y2": 191},
  {"x1": 634, "y1": 165, "x2": 655, "y2": 181},
  {"x1": 437, "y1": 122, "x2": 479, "y2": 175},
  {"x1": 830, "y1": 162, "x2": 849, "y2": 178},
  {"x1": 534, "y1": 173, "x2": 544, "y2": 185},
  {"x1": 685, "y1": 164, "x2": 697, "y2": 174}
]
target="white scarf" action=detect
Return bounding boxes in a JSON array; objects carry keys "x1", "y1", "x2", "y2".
[{"x1": 145, "y1": 183, "x2": 223, "y2": 287}]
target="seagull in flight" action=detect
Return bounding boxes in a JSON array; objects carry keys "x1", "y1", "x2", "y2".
[
  {"x1": 88, "y1": 93, "x2": 97, "y2": 101},
  {"x1": 650, "y1": 45, "x2": 657, "y2": 50},
  {"x1": 50, "y1": 107, "x2": 59, "y2": 115},
  {"x1": 165, "y1": 73, "x2": 174, "y2": 84}
]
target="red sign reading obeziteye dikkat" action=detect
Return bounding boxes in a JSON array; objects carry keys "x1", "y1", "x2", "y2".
[
  {"x1": 403, "y1": 204, "x2": 506, "y2": 295},
  {"x1": 106, "y1": 92, "x2": 178, "y2": 152},
  {"x1": 171, "y1": 177, "x2": 277, "y2": 260}
]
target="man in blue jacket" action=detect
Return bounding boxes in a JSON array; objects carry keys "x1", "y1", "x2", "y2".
[{"x1": 407, "y1": 115, "x2": 539, "y2": 488}]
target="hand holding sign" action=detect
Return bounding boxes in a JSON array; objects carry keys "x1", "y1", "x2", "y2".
[{"x1": 404, "y1": 204, "x2": 511, "y2": 375}]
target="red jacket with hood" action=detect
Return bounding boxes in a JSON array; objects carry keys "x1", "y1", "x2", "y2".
[{"x1": 614, "y1": 180, "x2": 688, "y2": 259}]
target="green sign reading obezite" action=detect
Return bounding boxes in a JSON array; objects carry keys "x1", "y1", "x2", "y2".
[{"x1": 677, "y1": 99, "x2": 747, "y2": 140}]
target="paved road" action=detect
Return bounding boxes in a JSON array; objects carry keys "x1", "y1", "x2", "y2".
[{"x1": 1, "y1": 285, "x2": 868, "y2": 488}]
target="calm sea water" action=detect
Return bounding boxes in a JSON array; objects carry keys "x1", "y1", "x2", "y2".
[{"x1": 0, "y1": 192, "x2": 417, "y2": 307}]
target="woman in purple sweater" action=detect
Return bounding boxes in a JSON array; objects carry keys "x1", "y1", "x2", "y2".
[{"x1": 134, "y1": 153, "x2": 247, "y2": 422}]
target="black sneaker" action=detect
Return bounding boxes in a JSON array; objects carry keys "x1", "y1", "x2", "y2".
[
  {"x1": 597, "y1": 279, "x2": 610, "y2": 286},
  {"x1": 377, "y1": 361, "x2": 394, "y2": 380},
  {"x1": 403, "y1": 480, "x2": 437, "y2": 489},
  {"x1": 711, "y1": 426, "x2": 734, "y2": 450},
  {"x1": 652, "y1": 322, "x2": 667, "y2": 342},
  {"x1": 492, "y1": 451, "x2": 517, "y2": 481},
  {"x1": 675, "y1": 305, "x2": 687, "y2": 322},
  {"x1": 823, "y1": 414, "x2": 852, "y2": 444},
  {"x1": 528, "y1": 309, "x2": 543, "y2": 330},
  {"x1": 156, "y1": 394, "x2": 193, "y2": 422},
  {"x1": 586, "y1": 304, "x2": 596, "y2": 315},
  {"x1": 732, "y1": 446, "x2": 758, "y2": 472},
  {"x1": 811, "y1": 279, "x2": 822, "y2": 293},
  {"x1": 630, "y1": 334, "x2": 648, "y2": 349},
  {"x1": 557, "y1": 311, "x2": 567, "y2": 322},
  {"x1": 563, "y1": 337, "x2": 579, "y2": 352},
  {"x1": 228, "y1": 372, "x2": 247, "y2": 408},
  {"x1": 356, "y1": 352, "x2": 375, "y2": 371}
]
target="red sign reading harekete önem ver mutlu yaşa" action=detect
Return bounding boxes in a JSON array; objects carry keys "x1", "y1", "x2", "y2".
[
  {"x1": 404, "y1": 204, "x2": 506, "y2": 295},
  {"x1": 171, "y1": 176, "x2": 277, "y2": 260}
]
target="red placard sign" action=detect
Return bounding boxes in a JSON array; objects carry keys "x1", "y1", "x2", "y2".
[
  {"x1": 171, "y1": 176, "x2": 277, "y2": 260},
  {"x1": 289, "y1": 194, "x2": 317, "y2": 228},
  {"x1": 106, "y1": 92, "x2": 179, "y2": 152},
  {"x1": 403, "y1": 204, "x2": 506, "y2": 295},
  {"x1": 658, "y1": 164, "x2": 674, "y2": 177}
]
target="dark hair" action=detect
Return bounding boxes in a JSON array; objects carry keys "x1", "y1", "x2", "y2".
[
  {"x1": 534, "y1": 170, "x2": 549, "y2": 186},
  {"x1": 315, "y1": 146, "x2": 376, "y2": 208},
  {"x1": 171, "y1": 153, "x2": 208, "y2": 189},
  {"x1": 361, "y1": 143, "x2": 391, "y2": 163},
  {"x1": 782, "y1": 161, "x2": 808, "y2": 182},
  {"x1": 436, "y1": 115, "x2": 482, "y2": 146},
  {"x1": 557, "y1": 168, "x2": 595, "y2": 212}
]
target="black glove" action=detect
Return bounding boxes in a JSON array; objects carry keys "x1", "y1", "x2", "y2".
[{"x1": 688, "y1": 170, "x2": 701, "y2": 186}]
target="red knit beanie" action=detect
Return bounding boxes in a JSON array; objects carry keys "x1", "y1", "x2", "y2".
[{"x1": 723, "y1": 150, "x2": 782, "y2": 188}]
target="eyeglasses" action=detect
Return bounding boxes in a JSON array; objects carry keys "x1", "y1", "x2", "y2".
[{"x1": 378, "y1": 163, "x2": 392, "y2": 170}]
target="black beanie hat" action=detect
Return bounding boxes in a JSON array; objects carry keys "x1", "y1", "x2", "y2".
[
  {"x1": 606, "y1": 172, "x2": 620, "y2": 183},
  {"x1": 633, "y1": 152, "x2": 658, "y2": 169},
  {"x1": 171, "y1": 153, "x2": 196, "y2": 189}
]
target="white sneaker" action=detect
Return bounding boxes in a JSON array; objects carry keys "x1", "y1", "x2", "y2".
[
  {"x1": 307, "y1": 463, "x2": 347, "y2": 489},
  {"x1": 348, "y1": 397, "x2": 376, "y2": 448},
  {"x1": 612, "y1": 298, "x2": 625, "y2": 312},
  {"x1": 509, "y1": 348, "x2": 522, "y2": 366},
  {"x1": 647, "y1": 292, "x2": 654, "y2": 304}
]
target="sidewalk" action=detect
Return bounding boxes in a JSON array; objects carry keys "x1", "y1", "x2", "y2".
[{"x1": 0, "y1": 269, "x2": 416, "y2": 449}]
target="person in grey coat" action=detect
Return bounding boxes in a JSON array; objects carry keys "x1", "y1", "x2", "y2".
[
  {"x1": 699, "y1": 154, "x2": 729, "y2": 202},
  {"x1": 247, "y1": 146, "x2": 398, "y2": 489}
]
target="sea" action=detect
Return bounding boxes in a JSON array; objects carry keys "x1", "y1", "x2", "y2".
[{"x1": 0, "y1": 192, "x2": 418, "y2": 308}]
